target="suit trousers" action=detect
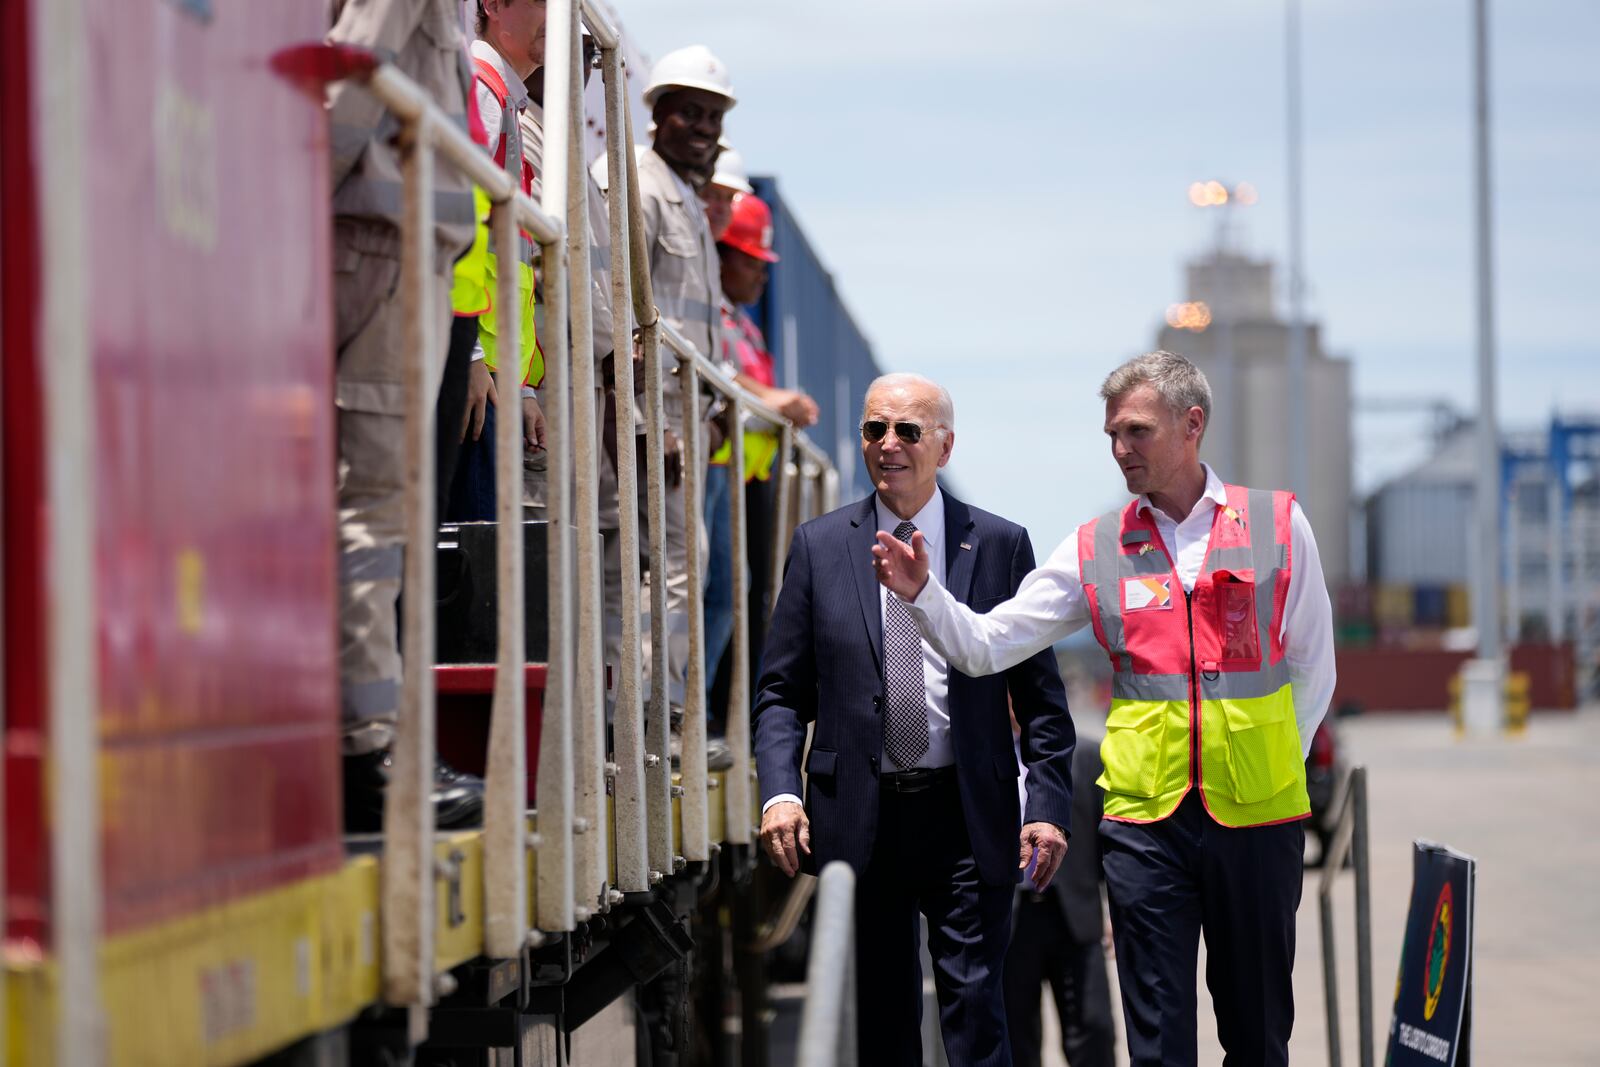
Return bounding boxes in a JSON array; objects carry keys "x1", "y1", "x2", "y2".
[
  {"x1": 1099, "y1": 791, "x2": 1303, "y2": 1067},
  {"x1": 1003, "y1": 891, "x2": 1115, "y2": 1067},
  {"x1": 856, "y1": 778, "x2": 1014, "y2": 1067}
]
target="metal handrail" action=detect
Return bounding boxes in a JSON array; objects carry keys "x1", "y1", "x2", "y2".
[
  {"x1": 362, "y1": 0, "x2": 846, "y2": 991},
  {"x1": 1319, "y1": 764, "x2": 1374, "y2": 1067},
  {"x1": 796, "y1": 862, "x2": 858, "y2": 1067},
  {"x1": 654, "y1": 322, "x2": 837, "y2": 847},
  {"x1": 356, "y1": 5, "x2": 578, "y2": 992}
]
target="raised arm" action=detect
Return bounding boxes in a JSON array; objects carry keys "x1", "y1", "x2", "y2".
[
  {"x1": 1283, "y1": 501, "x2": 1336, "y2": 755},
  {"x1": 872, "y1": 530, "x2": 1091, "y2": 677}
]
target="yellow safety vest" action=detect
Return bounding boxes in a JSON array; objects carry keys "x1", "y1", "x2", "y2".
[
  {"x1": 1078, "y1": 484, "x2": 1310, "y2": 828},
  {"x1": 452, "y1": 186, "x2": 543, "y2": 388}
]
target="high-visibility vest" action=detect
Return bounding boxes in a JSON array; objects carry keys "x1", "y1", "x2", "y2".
[
  {"x1": 449, "y1": 57, "x2": 543, "y2": 388},
  {"x1": 710, "y1": 305, "x2": 781, "y2": 482},
  {"x1": 1078, "y1": 484, "x2": 1310, "y2": 828}
]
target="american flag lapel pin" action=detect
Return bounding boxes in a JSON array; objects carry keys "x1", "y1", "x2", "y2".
[{"x1": 960, "y1": 542, "x2": 972, "y2": 551}]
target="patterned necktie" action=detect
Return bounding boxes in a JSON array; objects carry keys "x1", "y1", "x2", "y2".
[{"x1": 882, "y1": 520, "x2": 930, "y2": 768}]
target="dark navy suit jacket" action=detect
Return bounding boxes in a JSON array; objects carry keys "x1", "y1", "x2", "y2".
[{"x1": 753, "y1": 492, "x2": 1076, "y2": 887}]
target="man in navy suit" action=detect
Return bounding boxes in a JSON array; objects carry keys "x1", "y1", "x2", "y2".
[{"x1": 754, "y1": 373, "x2": 1077, "y2": 1067}]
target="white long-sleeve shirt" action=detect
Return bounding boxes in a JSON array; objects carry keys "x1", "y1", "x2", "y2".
[{"x1": 906, "y1": 465, "x2": 1337, "y2": 756}]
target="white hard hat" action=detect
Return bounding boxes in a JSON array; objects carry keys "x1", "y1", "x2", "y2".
[
  {"x1": 642, "y1": 45, "x2": 737, "y2": 111},
  {"x1": 711, "y1": 147, "x2": 754, "y2": 195}
]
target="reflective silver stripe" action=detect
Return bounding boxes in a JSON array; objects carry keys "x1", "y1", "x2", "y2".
[
  {"x1": 340, "y1": 544, "x2": 403, "y2": 584},
  {"x1": 1248, "y1": 489, "x2": 1279, "y2": 661},
  {"x1": 656, "y1": 294, "x2": 717, "y2": 324},
  {"x1": 1090, "y1": 511, "x2": 1126, "y2": 654},
  {"x1": 490, "y1": 228, "x2": 538, "y2": 268},
  {"x1": 1207, "y1": 543, "x2": 1288, "y2": 576},
  {"x1": 342, "y1": 677, "x2": 400, "y2": 722},
  {"x1": 1206, "y1": 545, "x2": 1256, "y2": 573},
  {"x1": 333, "y1": 176, "x2": 479, "y2": 228},
  {"x1": 330, "y1": 121, "x2": 372, "y2": 181},
  {"x1": 1111, "y1": 671, "x2": 1190, "y2": 701},
  {"x1": 1199, "y1": 658, "x2": 1291, "y2": 701}
]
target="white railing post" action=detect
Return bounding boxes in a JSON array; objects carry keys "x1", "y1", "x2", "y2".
[
  {"x1": 37, "y1": 0, "x2": 104, "y2": 1059},
  {"x1": 767, "y1": 426, "x2": 795, "y2": 614},
  {"x1": 384, "y1": 109, "x2": 440, "y2": 1025},
  {"x1": 725, "y1": 403, "x2": 753, "y2": 845},
  {"x1": 596, "y1": 34, "x2": 648, "y2": 896},
  {"x1": 482, "y1": 184, "x2": 527, "y2": 957},
  {"x1": 534, "y1": 0, "x2": 576, "y2": 934},
  {"x1": 678, "y1": 356, "x2": 709, "y2": 862},
  {"x1": 620, "y1": 102, "x2": 675, "y2": 886},
  {"x1": 565, "y1": 0, "x2": 609, "y2": 921}
]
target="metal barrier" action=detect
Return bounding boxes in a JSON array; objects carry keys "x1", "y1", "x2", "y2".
[
  {"x1": 795, "y1": 861, "x2": 858, "y2": 1067},
  {"x1": 1319, "y1": 764, "x2": 1374, "y2": 1067}
]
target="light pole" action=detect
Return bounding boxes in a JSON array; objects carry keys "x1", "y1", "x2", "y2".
[
  {"x1": 1285, "y1": 0, "x2": 1310, "y2": 501},
  {"x1": 1187, "y1": 180, "x2": 1257, "y2": 478},
  {"x1": 1462, "y1": 0, "x2": 1505, "y2": 735}
]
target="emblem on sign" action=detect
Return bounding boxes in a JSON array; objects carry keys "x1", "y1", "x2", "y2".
[
  {"x1": 1423, "y1": 883, "x2": 1453, "y2": 1021},
  {"x1": 1123, "y1": 576, "x2": 1172, "y2": 611}
]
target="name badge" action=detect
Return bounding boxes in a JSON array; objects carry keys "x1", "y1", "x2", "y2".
[{"x1": 1123, "y1": 576, "x2": 1173, "y2": 612}]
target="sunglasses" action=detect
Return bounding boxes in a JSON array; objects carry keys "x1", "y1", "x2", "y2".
[{"x1": 860, "y1": 420, "x2": 934, "y2": 444}]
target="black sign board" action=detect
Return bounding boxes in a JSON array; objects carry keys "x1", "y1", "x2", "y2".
[{"x1": 1386, "y1": 840, "x2": 1475, "y2": 1066}]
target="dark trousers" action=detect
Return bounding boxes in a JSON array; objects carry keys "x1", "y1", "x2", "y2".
[
  {"x1": 434, "y1": 315, "x2": 478, "y2": 522},
  {"x1": 1003, "y1": 892, "x2": 1115, "y2": 1067},
  {"x1": 855, "y1": 778, "x2": 1014, "y2": 1067},
  {"x1": 1099, "y1": 792, "x2": 1303, "y2": 1067},
  {"x1": 446, "y1": 386, "x2": 497, "y2": 522}
]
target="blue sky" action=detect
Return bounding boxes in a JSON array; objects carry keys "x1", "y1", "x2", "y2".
[{"x1": 623, "y1": 0, "x2": 1599, "y2": 552}]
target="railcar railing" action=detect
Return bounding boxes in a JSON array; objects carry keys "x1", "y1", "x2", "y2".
[{"x1": 322, "y1": 0, "x2": 842, "y2": 1038}]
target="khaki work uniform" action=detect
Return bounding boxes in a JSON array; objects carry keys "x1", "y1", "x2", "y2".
[
  {"x1": 518, "y1": 100, "x2": 632, "y2": 691},
  {"x1": 328, "y1": 0, "x2": 475, "y2": 753}
]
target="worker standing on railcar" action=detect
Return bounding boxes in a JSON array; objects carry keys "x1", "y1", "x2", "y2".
[
  {"x1": 444, "y1": 0, "x2": 547, "y2": 521},
  {"x1": 326, "y1": 0, "x2": 485, "y2": 831},
  {"x1": 873, "y1": 352, "x2": 1337, "y2": 1067},
  {"x1": 595, "y1": 45, "x2": 734, "y2": 750}
]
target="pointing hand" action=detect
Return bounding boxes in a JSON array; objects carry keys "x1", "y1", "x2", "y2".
[{"x1": 872, "y1": 530, "x2": 930, "y2": 600}]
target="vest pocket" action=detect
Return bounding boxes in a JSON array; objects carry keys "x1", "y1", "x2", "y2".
[
  {"x1": 1219, "y1": 699, "x2": 1298, "y2": 804},
  {"x1": 1097, "y1": 702, "x2": 1167, "y2": 799},
  {"x1": 1212, "y1": 569, "x2": 1261, "y2": 668}
]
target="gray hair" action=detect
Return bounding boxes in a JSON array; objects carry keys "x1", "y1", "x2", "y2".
[
  {"x1": 862, "y1": 373, "x2": 955, "y2": 434},
  {"x1": 1100, "y1": 351, "x2": 1211, "y2": 430}
]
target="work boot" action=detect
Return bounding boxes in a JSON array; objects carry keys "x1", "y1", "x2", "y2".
[{"x1": 342, "y1": 750, "x2": 487, "y2": 833}]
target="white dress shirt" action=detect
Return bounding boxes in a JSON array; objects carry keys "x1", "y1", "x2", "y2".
[
  {"x1": 906, "y1": 466, "x2": 1336, "y2": 756},
  {"x1": 762, "y1": 489, "x2": 953, "y2": 814}
]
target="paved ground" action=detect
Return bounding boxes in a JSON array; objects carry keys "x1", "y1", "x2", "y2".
[
  {"x1": 1036, "y1": 706, "x2": 1600, "y2": 1067},
  {"x1": 763, "y1": 706, "x2": 1600, "y2": 1066},
  {"x1": 563, "y1": 706, "x2": 1600, "y2": 1065}
]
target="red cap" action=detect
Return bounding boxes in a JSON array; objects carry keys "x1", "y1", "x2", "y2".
[{"x1": 720, "y1": 193, "x2": 779, "y2": 263}]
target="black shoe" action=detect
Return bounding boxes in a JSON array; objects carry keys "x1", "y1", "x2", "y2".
[
  {"x1": 342, "y1": 750, "x2": 486, "y2": 833},
  {"x1": 433, "y1": 760, "x2": 485, "y2": 830},
  {"x1": 343, "y1": 749, "x2": 391, "y2": 834}
]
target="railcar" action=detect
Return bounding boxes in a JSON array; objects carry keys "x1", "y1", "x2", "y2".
[{"x1": 3, "y1": 1, "x2": 879, "y2": 1064}]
